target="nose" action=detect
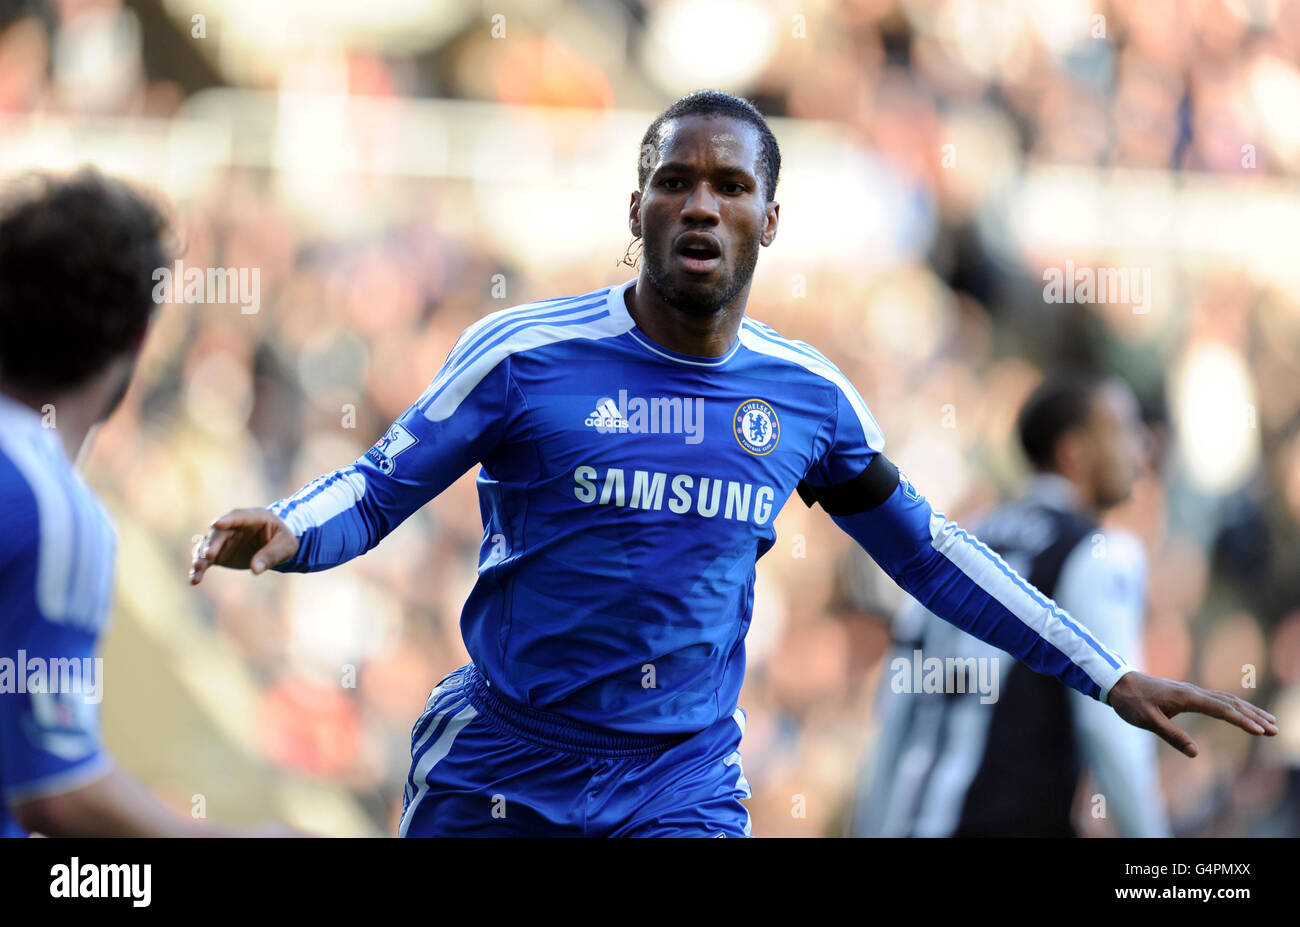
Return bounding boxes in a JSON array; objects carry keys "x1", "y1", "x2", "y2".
[{"x1": 682, "y1": 182, "x2": 721, "y2": 224}]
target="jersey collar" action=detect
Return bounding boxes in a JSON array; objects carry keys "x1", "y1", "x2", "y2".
[
  {"x1": 1024, "y1": 472, "x2": 1085, "y2": 515},
  {"x1": 609, "y1": 278, "x2": 741, "y2": 368}
]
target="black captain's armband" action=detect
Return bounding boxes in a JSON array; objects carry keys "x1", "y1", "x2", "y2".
[{"x1": 796, "y1": 454, "x2": 901, "y2": 516}]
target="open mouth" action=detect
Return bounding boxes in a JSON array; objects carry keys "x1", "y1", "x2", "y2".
[{"x1": 675, "y1": 234, "x2": 722, "y2": 274}]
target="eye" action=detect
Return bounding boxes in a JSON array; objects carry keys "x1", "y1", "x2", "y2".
[
  {"x1": 722, "y1": 182, "x2": 746, "y2": 195},
  {"x1": 660, "y1": 177, "x2": 686, "y2": 191}
]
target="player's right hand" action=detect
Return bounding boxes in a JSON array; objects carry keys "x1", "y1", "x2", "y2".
[{"x1": 189, "y1": 507, "x2": 299, "y2": 585}]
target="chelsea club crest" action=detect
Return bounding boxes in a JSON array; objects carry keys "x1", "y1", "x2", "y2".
[{"x1": 733, "y1": 399, "x2": 780, "y2": 456}]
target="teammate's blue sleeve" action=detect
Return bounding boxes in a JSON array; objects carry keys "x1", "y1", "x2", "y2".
[
  {"x1": 270, "y1": 328, "x2": 516, "y2": 572},
  {"x1": 0, "y1": 477, "x2": 112, "y2": 807},
  {"x1": 797, "y1": 378, "x2": 1133, "y2": 703}
]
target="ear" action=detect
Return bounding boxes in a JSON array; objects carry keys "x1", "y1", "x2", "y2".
[
  {"x1": 629, "y1": 190, "x2": 642, "y2": 239},
  {"x1": 760, "y1": 200, "x2": 779, "y2": 247}
]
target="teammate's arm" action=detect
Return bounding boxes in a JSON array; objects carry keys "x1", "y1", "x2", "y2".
[
  {"x1": 192, "y1": 334, "x2": 515, "y2": 582},
  {"x1": 0, "y1": 593, "x2": 281, "y2": 836},
  {"x1": 798, "y1": 374, "x2": 1276, "y2": 756},
  {"x1": 10, "y1": 768, "x2": 238, "y2": 837}
]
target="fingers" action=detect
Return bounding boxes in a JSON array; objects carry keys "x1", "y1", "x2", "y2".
[
  {"x1": 1231, "y1": 695, "x2": 1278, "y2": 731},
  {"x1": 1135, "y1": 684, "x2": 1279, "y2": 759},
  {"x1": 249, "y1": 533, "x2": 296, "y2": 575},
  {"x1": 1209, "y1": 693, "x2": 1267, "y2": 734},
  {"x1": 189, "y1": 527, "x2": 233, "y2": 586},
  {"x1": 1186, "y1": 688, "x2": 1277, "y2": 736},
  {"x1": 1144, "y1": 709, "x2": 1199, "y2": 758},
  {"x1": 1116, "y1": 676, "x2": 1280, "y2": 757},
  {"x1": 189, "y1": 508, "x2": 283, "y2": 584}
]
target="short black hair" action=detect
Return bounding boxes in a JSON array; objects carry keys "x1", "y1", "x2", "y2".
[
  {"x1": 1016, "y1": 374, "x2": 1105, "y2": 472},
  {"x1": 0, "y1": 168, "x2": 172, "y2": 391},
  {"x1": 637, "y1": 90, "x2": 781, "y2": 202}
]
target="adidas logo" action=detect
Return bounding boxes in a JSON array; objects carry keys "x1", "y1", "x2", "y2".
[{"x1": 584, "y1": 397, "x2": 630, "y2": 433}]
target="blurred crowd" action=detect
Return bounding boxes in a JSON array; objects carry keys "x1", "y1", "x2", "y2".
[{"x1": 3, "y1": 0, "x2": 1298, "y2": 835}]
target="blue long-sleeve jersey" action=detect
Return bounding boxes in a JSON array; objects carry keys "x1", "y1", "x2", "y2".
[
  {"x1": 270, "y1": 279, "x2": 1132, "y2": 733},
  {"x1": 0, "y1": 396, "x2": 115, "y2": 837}
]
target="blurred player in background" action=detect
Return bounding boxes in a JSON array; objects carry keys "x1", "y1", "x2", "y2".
[
  {"x1": 0, "y1": 169, "x2": 273, "y2": 837},
  {"x1": 853, "y1": 376, "x2": 1171, "y2": 837},
  {"x1": 191, "y1": 91, "x2": 1275, "y2": 837},
  {"x1": 0, "y1": 0, "x2": 53, "y2": 114}
]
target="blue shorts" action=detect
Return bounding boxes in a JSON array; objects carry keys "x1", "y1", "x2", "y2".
[{"x1": 397, "y1": 663, "x2": 753, "y2": 837}]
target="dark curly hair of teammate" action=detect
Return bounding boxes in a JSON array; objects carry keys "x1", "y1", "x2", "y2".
[{"x1": 0, "y1": 168, "x2": 173, "y2": 391}]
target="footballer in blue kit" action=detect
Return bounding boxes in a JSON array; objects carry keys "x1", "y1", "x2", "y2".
[
  {"x1": 191, "y1": 90, "x2": 1278, "y2": 837},
  {"x1": 0, "y1": 172, "x2": 172, "y2": 838},
  {"x1": 0, "y1": 170, "x2": 296, "y2": 837}
]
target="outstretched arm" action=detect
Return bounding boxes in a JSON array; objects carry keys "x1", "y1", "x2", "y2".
[
  {"x1": 802, "y1": 454, "x2": 1276, "y2": 755},
  {"x1": 191, "y1": 329, "x2": 516, "y2": 581}
]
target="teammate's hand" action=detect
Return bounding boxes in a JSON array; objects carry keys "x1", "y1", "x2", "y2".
[
  {"x1": 189, "y1": 508, "x2": 299, "y2": 585},
  {"x1": 1106, "y1": 670, "x2": 1278, "y2": 757}
]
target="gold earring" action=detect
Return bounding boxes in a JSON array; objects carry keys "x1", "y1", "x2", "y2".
[{"x1": 618, "y1": 237, "x2": 642, "y2": 269}]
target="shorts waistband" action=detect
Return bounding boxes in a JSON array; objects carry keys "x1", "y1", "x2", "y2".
[{"x1": 462, "y1": 663, "x2": 690, "y2": 758}]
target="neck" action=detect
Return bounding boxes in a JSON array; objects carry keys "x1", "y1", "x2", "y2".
[
  {"x1": 1, "y1": 381, "x2": 102, "y2": 463},
  {"x1": 626, "y1": 269, "x2": 749, "y2": 357},
  {"x1": 1039, "y1": 469, "x2": 1101, "y2": 520}
]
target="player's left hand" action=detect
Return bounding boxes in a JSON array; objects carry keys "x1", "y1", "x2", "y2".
[{"x1": 1106, "y1": 671, "x2": 1278, "y2": 757}]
